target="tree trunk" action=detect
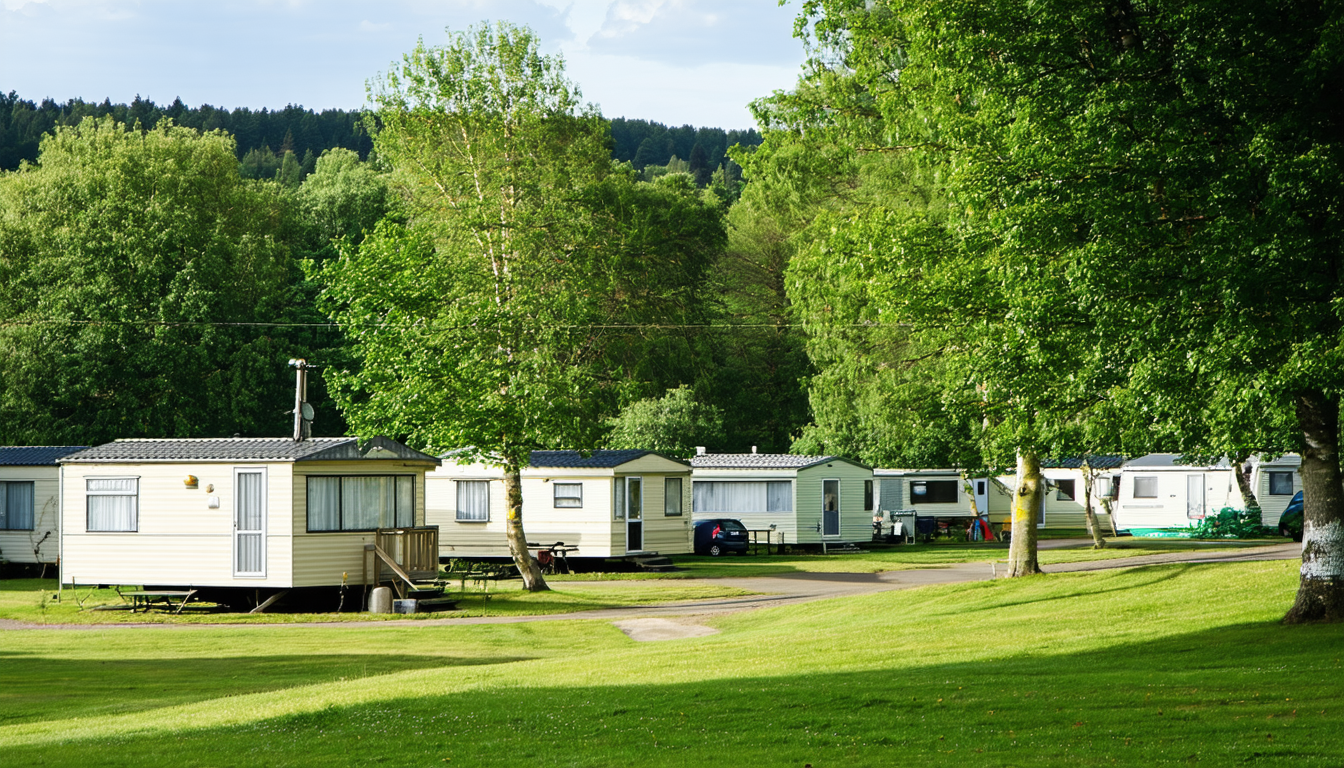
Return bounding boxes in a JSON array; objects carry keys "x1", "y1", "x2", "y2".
[
  {"x1": 1081, "y1": 463, "x2": 1106, "y2": 549},
  {"x1": 960, "y1": 474, "x2": 985, "y2": 539},
  {"x1": 1231, "y1": 453, "x2": 1262, "y2": 514},
  {"x1": 1006, "y1": 450, "x2": 1044, "y2": 576},
  {"x1": 503, "y1": 465, "x2": 548, "y2": 592},
  {"x1": 1284, "y1": 391, "x2": 1344, "y2": 623}
]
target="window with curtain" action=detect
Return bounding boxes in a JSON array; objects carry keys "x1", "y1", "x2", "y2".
[
  {"x1": 87, "y1": 477, "x2": 138, "y2": 532},
  {"x1": 456, "y1": 480, "x2": 490, "y2": 522},
  {"x1": 306, "y1": 475, "x2": 415, "y2": 531},
  {"x1": 0, "y1": 481, "x2": 35, "y2": 530},
  {"x1": 553, "y1": 482, "x2": 583, "y2": 508},
  {"x1": 692, "y1": 481, "x2": 793, "y2": 514},
  {"x1": 1133, "y1": 476, "x2": 1158, "y2": 499},
  {"x1": 664, "y1": 477, "x2": 682, "y2": 516}
]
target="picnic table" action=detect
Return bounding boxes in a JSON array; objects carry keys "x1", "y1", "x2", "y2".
[
  {"x1": 121, "y1": 589, "x2": 198, "y2": 614},
  {"x1": 746, "y1": 529, "x2": 782, "y2": 555}
]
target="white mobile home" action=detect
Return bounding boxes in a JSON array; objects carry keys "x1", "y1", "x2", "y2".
[
  {"x1": 1114, "y1": 453, "x2": 1301, "y2": 535},
  {"x1": 60, "y1": 437, "x2": 440, "y2": 590},
  {"x1": 984, "y1": 456, "x2": 1126, "y2": 531},
  {"x1": 690, "y1": 453, "x2": 873, "y2": 544},
  {"x1": 0, "y1": 446, "x2": 85, "y2": 566},
  {"x1": 875, "y1": 469, "x2": 978, "y2": 518},
  {"x1": 427, "y1": 450, "x2": 693, "y2": 559}
]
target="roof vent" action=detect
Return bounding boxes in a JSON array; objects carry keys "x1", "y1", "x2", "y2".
[
  {"x1": 751, "y1": 446, "x2": 757, "y2": 454},
  {"x1": 696, "y1": 446, "x2": 706, "y2": 456}
]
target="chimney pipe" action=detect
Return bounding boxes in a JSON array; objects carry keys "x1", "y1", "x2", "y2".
[
  {"x1": 695, "y1": 446, "x2": 706, "y2": 456},
  {"x1": 751, "y1": 446, "x2": 757, "y2": 454},
  {"x1": 289, "y1": 358, "x2": 308, "y2": 442}
]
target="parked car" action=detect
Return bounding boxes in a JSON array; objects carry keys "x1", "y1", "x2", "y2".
[
  {"x1": 693, "y1": 518, "x2": 749, "y2": 556},
  {"x1": 1279, "y1": 491, "x2": 1304, "y2": 542}
]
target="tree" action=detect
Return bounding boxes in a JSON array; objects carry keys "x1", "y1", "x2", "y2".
[
  {"x1": 320, "y1": 23, "x2": 696, "y2": 591},
  {"x1": 0, "y1": 117, "x2": 318, "y2": 443},
  {"x1": 606, "y1": 386, "x2": 726, "y2": 459}
]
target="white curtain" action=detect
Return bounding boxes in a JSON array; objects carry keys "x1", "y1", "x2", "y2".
[
  {"x1": 396, "y1": 476, "x2": 414, "y2": 527},
  {"x1": 457, "y1": 480, "x2": 489, "y2": 521},
  {"x1": 554, "y1": 482, "x2": 583, "y2": 508},
  {"x1": 342, "y1": 476, "x2": 391, "y2": 530},
  {"x1": 695, "y1": 481, "x2": 794, "y2": 514},
  {"x1": 664, "y1": 478, "x2": 682, "y2": 516},
  {"x1": 2, "y1": 482, "x2": 34, "y2": 529},
  {"x1": 307, "y1": 477, "x2": 341, "y2": 531},
  {"x1": 87, "y1": 478, "x2": 137, "y2": 532}
]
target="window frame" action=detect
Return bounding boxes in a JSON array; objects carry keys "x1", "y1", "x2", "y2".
[
  {"x1": 0, "y1": 480, "x2": 36, "y2": 531},
  {"x1": 1055, "y1": 479, "x2": 1076, "y2": 501},
  {"x1": 1132, "y1": 475, "x2": 1159, "y2": 499},
  {"x1": 909, "y1": 479, "x2": 958, "y2": 505},
  {"x1": 664, "y1": 477, "x2": 683, "y2": 517},
  {"x1": 553, "y1": 482, "x2": 583, "y2": 509},
  {"x1": 304, "y1": 474, "x2": 417, "y2": 533},
  {"x1": 1267, "y1": 471, "x2": 1295, "y2": 496},
  {"x1": 454, "y1": 479, "x2": 491, "y2": 523},
  {"x1": 85, "y1": 476, "x2": 140, "y2": 533}
]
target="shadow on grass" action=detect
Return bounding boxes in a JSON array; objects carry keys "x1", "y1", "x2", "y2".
[
  {"x1": 5, "y1": 620, "x2": 1342, "y2": 768},
  {"x1": 0, "y1": 652, "x2": 532, "y2": 726},
  {"x1": 952, "y1": 565, "x2": 1199, "y2": 613}
]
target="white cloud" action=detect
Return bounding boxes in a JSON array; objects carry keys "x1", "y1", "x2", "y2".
[{"x1": 588, "y1": 0, "x2": 802, "y2": 66}]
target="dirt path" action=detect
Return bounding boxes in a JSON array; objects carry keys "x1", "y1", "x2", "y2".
[{"x1": 0, "y1": 542, "x2": 1300, "y2": 635}]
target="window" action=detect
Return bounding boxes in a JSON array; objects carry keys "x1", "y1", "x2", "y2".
[
  {"x1": 307, "y1": 476, "x2": 415, "y2": 531},
  {"x1": 87, "y1": 477, "x2": 138, "y2": 532},
  {"x1": 909, "y1": 480, "x2": 958, "y2": 504},
  {"x1": 864, "y1": 480, "x2": 874, "y2": 511},
  {"x1": 692, "y1": 481, "x2": 794, "y2": 514},
  {"x1": 1133, "y1": 475, "x2": 1158, "y2": 499},
  {"x1": 1055, "y1": 479, "x2": 1076, "y2": 501},
  {"x1": 454, "y1": 480, "x2": 490, "y2": 523},
  {"x1": 0, "y1": 481, "x2": 35, "y2": 531},
  {"x1": 1096, "y1": 476, "x2": 1120, "y2": 499},
  {"x1": 664, "y1": 477, "x2": 683, "y2": 516},
  {"x1": 1268, "y1": 471, "x2": 1294, "y2": 496},
  {"x1": 553, "y1": 482, "x2": 583, "y2": 508}
]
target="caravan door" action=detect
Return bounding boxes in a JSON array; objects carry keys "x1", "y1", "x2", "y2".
[
  {"x1": 233, "y1": 468, "x2": 266, "y2": 577},
  {"x1": 1186, "y1": 474, "x2": 1205, "y2": 520}
]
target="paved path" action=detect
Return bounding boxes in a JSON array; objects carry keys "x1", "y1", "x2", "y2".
[{"x1": 0, "y1": 542, "x2": 1300, "y2": 635}]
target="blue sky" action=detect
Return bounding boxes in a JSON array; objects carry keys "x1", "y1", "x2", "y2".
[{"x1": 0, "y1": 0, "x2": 809, "y2": 128}]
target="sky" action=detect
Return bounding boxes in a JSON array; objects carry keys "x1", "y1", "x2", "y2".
[{"x1": 0, "y1": 0, "x2": 810, "y2": 129}]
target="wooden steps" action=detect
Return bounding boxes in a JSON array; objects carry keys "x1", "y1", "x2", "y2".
[{"x1": 633, "y1": 555, "x2": 679, "y2": 573}]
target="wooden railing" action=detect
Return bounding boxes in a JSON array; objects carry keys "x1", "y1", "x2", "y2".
[{"x1": 369, "y1": 526, "x2": 440, "y2": 586}]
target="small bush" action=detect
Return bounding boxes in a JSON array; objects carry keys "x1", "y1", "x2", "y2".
[{"x1": 1187, "y1": 507, "x2": 1271, "y2": 539}]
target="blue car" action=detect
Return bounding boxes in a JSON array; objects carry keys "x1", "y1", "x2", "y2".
[
  {"x1": 1279, "y1": 491, "x2": 1304, "y2": 542},
  {"x1": 693, "y1": 519, "x2": 749, "y2": 556}
]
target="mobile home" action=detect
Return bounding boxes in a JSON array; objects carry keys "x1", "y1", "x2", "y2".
[
  {"x1": 59, "y1": 437, "x2": 440, "y2": 592},
  {"x1": 984, "y1": 456, "x2": 1126, "y2": 531},
  {"x1": 427, "y1": 450, "x2": 693, "y2": 559},
  {"x1": 0, "y1": 446, "x2": 84, "y2": 567},
  {"x1": 690, "y1": 453, "x2": 873, "y2": 545},
  {"x1": 1113, "y1": 453, "x2": 1300, "y2": 536}
]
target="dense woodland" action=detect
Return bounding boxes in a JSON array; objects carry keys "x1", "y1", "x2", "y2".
[{"x1": 2, "y1": 4, "x2": 1343, "y2": 613}]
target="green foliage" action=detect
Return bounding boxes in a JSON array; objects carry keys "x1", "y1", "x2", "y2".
[
  {"x1": 605, "y1": 386, "x2": 726, "y2": 458},
  {"x1": 0, "y1": 117, "x2": 334, "y2": 443},
  {"x1": 295, "y1": 148, "x2": 390, "y2": 247},
  {"x1": 1188, "y1": 508, "x2": 1272, "y2": 540}
]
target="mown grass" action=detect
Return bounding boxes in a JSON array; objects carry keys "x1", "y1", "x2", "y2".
[
  {"x1": 550, "y1": 537, "x2": 1275, "y2": 580},
  {"x1": 2, "y1": 558, "x2": 1339, "y2": 767},
  {"x1": 0, "y1": 579, "x2": 755, "y2": 625}
]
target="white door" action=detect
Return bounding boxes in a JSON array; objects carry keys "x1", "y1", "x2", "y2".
[
  {"x1": 823, "y1": 479, "x2": 840, "y2": 537},
  {"x1": 974, "y1": 479, "x2": 989, "y2": 514},
  {"x1": 626, "y1": 477, "x2": 643, "y2": 553},
  {"x1": 1186, "y1": 474, "x2": 1205, "y2": 520},
  {"x1": 234, "y1": 468, "x2": 266, "y2": 577}
]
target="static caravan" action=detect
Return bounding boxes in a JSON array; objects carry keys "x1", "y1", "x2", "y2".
[
  {"x1": 427, "y1": 450, "x2": 693, "y2": 559},
  {"x1": 875, "y1": 469, "x2": 976, "y2": 519},
  {"x1": 59, "y1": 437, "x2": 441, "y2": 593},
  {"x1": 0, "y1": 446, "x2": 85, "y2": 567},
  {"x1": 1110, "y1": 453, "x2": 1304, "y2": 536},
  {"x1": 690, "y1": 453, "x2": 873, "y2": 545}
]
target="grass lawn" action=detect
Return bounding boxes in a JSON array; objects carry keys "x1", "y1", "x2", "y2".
[
  {"x1": 2, "y1": 558, "x2": 1340, "y2": 767},
  {"x1": 0, "y1": 579, "x2": 755, "y2": 625},
  {"x1": 550, "y1": 537, "x2": 1278, "y2": 580}
]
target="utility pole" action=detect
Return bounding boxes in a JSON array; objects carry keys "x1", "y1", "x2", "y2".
[{"x1": 289, "y1": 358, "x2": 310, "y2": 442}]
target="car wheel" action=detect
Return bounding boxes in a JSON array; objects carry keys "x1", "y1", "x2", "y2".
[{"x1": 709, "y1": 544, "x2": 723, "y2": 557}]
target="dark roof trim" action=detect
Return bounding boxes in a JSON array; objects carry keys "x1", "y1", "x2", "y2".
[{"x1": 0, "y1": 446, "x2": 87, "y2": 466}]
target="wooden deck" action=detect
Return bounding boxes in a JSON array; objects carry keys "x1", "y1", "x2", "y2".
[{"x1": 363, "y1": 526, "x2": 440, "y2": 597}]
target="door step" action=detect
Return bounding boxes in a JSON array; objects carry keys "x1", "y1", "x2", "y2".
[{"x1": 633, "y1": 555, "x2": 679, "y2": 572}]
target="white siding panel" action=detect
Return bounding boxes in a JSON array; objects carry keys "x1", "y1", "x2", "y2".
[{"x1": 0, "y1": 465, "x2": 61, "y2": 564}]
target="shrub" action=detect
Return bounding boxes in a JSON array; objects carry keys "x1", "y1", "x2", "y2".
[{"x1": 1187, "y1": 507, "x2": 1271, "y2": 539}]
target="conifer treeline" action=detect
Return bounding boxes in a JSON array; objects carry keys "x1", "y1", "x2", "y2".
[{"x1": 0, "y1": 93, "x2": 764, "y2": 181}]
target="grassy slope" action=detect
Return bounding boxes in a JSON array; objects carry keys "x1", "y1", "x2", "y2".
[
  {"x1": 0, "y1": 580, "x2": 754, "y2": 625},
  {"x1": 551, "y1": 538, "x2": 1271, "y2": 580},
  {"x1": 2, "y1": 559, "x2": 1339, "y2": 767}
]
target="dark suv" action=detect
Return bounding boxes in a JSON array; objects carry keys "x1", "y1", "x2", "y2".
[
  {"x1": 1279, "y1": 491, "x2": 1304, "y2": 542},
  {"x1": 693, "y1": 519, "x2": 750, "y2": 556}
]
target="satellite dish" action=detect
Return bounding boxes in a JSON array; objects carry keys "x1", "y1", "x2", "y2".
[{"x1": 301, "y1": 402, "x2": 315, "y2": 421}]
